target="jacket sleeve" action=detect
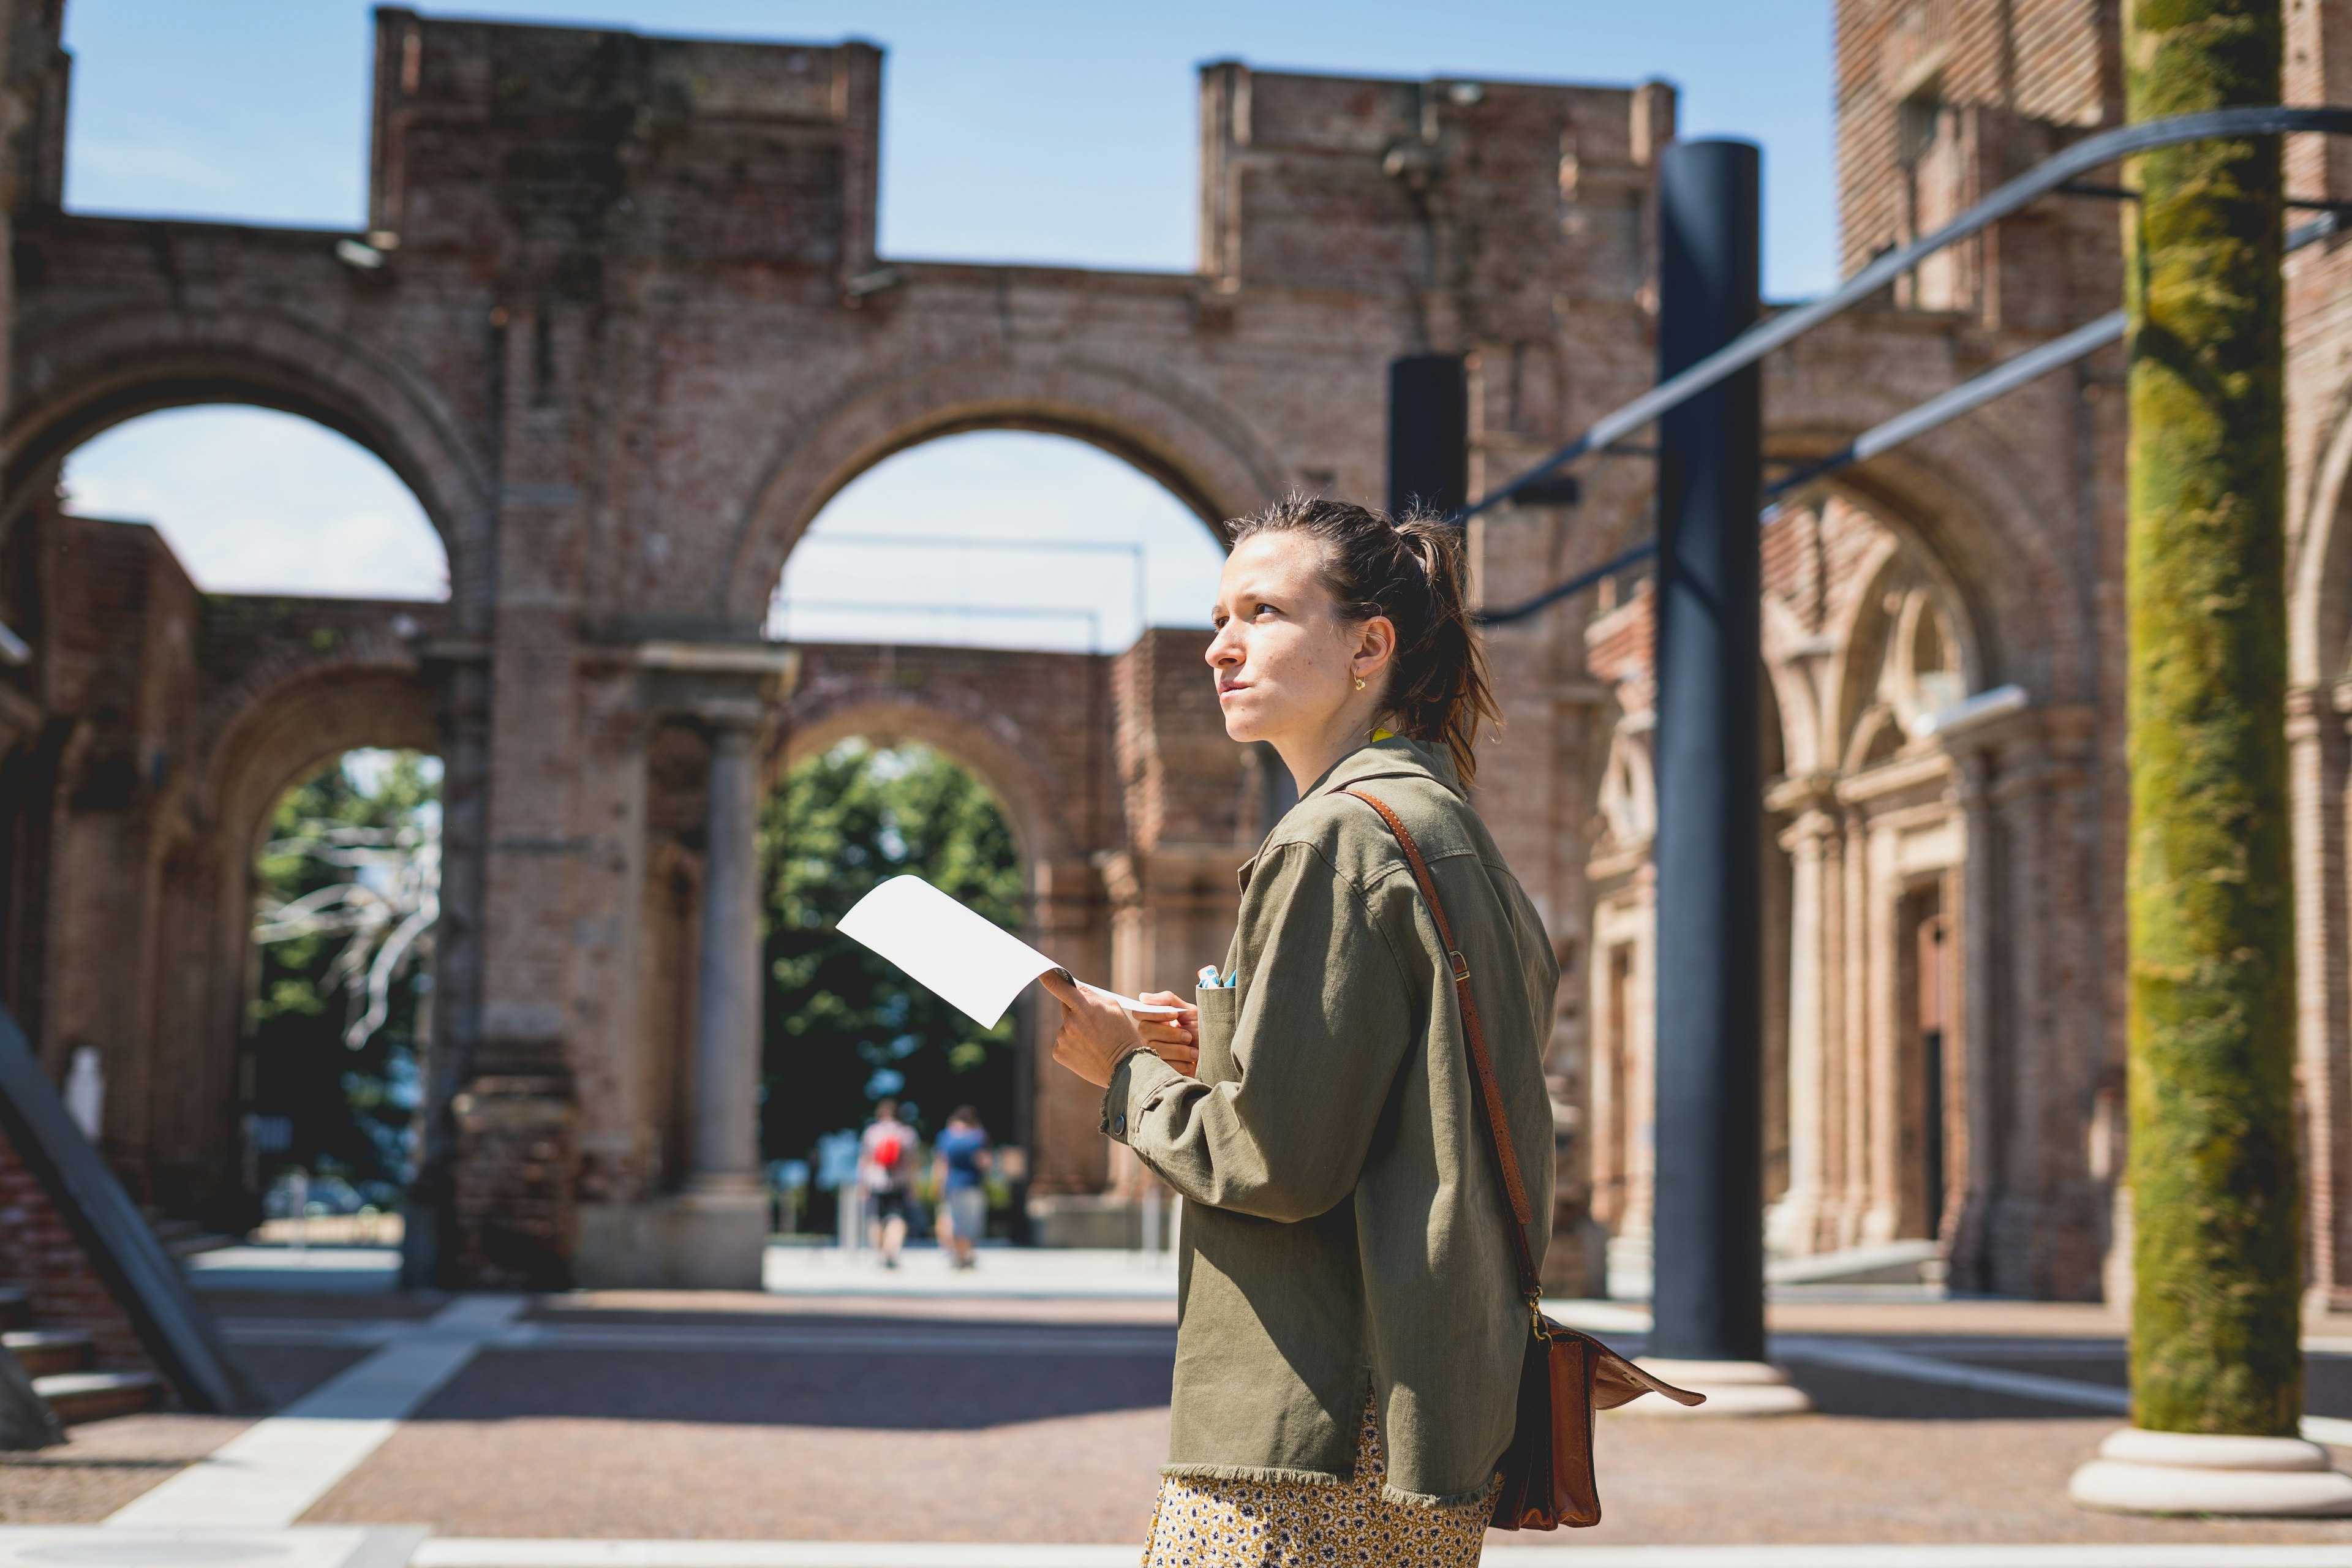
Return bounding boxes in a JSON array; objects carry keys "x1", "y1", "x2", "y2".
[{"x1": 1103, "y1": 841, "x2": 1415, "y2": 1223}]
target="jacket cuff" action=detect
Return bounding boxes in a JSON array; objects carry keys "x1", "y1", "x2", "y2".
[{"x1": 1099, "y1": 1049, "x2": 1180, "y2": 1144}]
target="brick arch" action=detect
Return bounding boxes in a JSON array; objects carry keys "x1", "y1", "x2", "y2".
[
  {"x1": 205, "y1": 660, "x2": 440, "y2": 860},
  {"x1": 2290, "y1": 375, "x2": 2352, "y2": 687},
  {"x1": 718, "y1": 353, "x2": 1291, "y2": 624},
  {"x1": 6, "y1": 303, "x2": 492, "y2": 621},
  {"x1": 1772, "y1": 427, "x2": 2076, "y2": 704},
  {"x1": 775, "y1": 646, "x2": 1116, "y2": 871}
]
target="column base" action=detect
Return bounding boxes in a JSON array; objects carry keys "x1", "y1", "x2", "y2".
[
  {"x1": 1618, "y1": 1359, "x2": 1814, "y2": 1415},
  {"x1": 2070, "y1": 1428, "x2": 2352, "y2": 1516},
  {"x1": 575, "y1": 1190, "x2": 768, "y2": 1290}
]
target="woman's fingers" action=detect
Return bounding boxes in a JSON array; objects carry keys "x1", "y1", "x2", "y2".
[
  {"x1": 1133, "y1": 992, "x2": 1197, "y2": 1049},
  {"x1": 1039, "y1": 970, "x2": 1144, "y2": 1088}
]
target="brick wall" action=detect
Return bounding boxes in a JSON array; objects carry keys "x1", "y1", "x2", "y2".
[{"x1": 0, "y1": 1131, "x2": 156, "y2": 1373}]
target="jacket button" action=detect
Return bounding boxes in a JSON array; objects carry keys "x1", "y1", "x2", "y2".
[{"x1": 1112, "y1": 1113, "x2": 1128, "y2": 1139}]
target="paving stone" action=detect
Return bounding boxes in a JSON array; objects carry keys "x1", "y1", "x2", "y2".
[{"x1": 0, "y1": 1413, "x2": 249, "y2": 1523}]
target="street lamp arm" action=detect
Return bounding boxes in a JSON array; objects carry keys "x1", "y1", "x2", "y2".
[{"x1": 1459, "y1": 104, "x2": 2352, "y2": 523}]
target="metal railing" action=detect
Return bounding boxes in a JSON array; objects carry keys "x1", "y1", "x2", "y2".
[{"x1": 1469, "y1": 106, "x2": 2352, "y2": 624}]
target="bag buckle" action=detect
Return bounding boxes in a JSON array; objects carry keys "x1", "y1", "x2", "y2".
[{"x1": 1449, "y1": 950, "x2": 1471, "y2": 981}]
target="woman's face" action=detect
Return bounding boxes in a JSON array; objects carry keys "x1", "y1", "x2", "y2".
[{"x1": 1205, "y1": 532, "x2": 1384, "y2": 745}]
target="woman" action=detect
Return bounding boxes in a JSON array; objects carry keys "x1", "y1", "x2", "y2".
[{"x1": 1042, "y1": 496, "x2": 1559, "y2": 1567}]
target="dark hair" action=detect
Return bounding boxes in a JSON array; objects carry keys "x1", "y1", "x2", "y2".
[
  {"x1": 1226, "y1": 494, "x2": 1501, "y2": 786},
  {"x1": 949, "y1": 1105, "x2": 979, "y2": 1126}
]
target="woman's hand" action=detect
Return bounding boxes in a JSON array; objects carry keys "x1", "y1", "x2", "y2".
[
  {"x1": 1135, "y1": 991, "x2": 1199, "y2": 1076},
  {"x1": 1039, "y1": 976, "x2": 1200, "y2": 1087}
]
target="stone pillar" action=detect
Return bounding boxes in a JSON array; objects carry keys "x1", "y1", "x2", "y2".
[
  {"x1": 574, "y1": 644, "x2": 796, "y2": 1291},
  {"x1": 658, "y1": 701, "x2": 771, "y2": 1288},
  {"x1": 1947, "y1": 747, "x2": 2002, "y2": 1294},
  {"x1": 1767, "y1": 799, "x2": 1834, "y2": 1256},
  {"x1": 2289, "y1": 686, "x2": 2352, "y2": 1306},
  {"x1": 1836, "y1": 810, "x2": 1872, "y2": 1248},
  {"x1": 689, "y1": 707, "x2": 764, "y2": 1194},
  {"x1": 1028, "y1": 856, "x2": 1112, "y2": 1197},
  {"x1": 1863, "y1": 816, "x2": 1903, "y2": 1245}
]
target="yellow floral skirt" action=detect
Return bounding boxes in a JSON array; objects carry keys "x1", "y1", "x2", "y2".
[{"x1": 1140, "y1": 1400, "x2": 1493, "y2": 1567}]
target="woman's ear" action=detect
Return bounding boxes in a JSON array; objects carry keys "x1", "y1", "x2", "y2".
[{"x1": 1352, "y1": 615, "x2": 1398, "y2": 683}]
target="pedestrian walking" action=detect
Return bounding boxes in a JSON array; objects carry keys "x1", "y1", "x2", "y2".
[
  {"x1": 1045, "y1": 497, "x2": 1559, "y2": 1567},
  {"x1": 931, "y1": 1105, "x2": 993, "y2": 1268},
  {"x1": 857, "y1": 1098, "x2": 919, "y2": 1267}
]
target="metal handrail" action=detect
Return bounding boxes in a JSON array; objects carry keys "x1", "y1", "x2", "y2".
[{"x1": 1460, "y1": 104, "x2": 2352, "y2": 526}]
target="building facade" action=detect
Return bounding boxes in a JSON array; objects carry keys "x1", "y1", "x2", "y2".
[{"x1": 6, "y1": 0, "x2": 2352, "y2": 1302}]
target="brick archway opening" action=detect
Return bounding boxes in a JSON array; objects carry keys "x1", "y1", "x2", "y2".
[
  {"x1": 184, "y1": 666, "x2": 442, "y2": 1234},
  {"x1": 758, "y1": 729, "x2": 1030, "y2": 1244}
]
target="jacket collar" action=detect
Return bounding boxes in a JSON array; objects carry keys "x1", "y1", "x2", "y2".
[{"x1": 1239, "y1": 735, "x2": 1460, "y2": 890}]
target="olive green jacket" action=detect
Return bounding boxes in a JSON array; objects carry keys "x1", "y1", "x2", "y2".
[{"x1": 1102, "y1": 736, "x2": 1559, "y2": 1506}]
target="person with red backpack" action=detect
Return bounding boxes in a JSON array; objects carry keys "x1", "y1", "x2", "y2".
[{"x1": 857, "y1": 1099, "x2": 919, "y2": 1267}]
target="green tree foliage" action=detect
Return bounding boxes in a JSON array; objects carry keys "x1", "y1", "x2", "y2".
[
  {"x1": 2123, "y1": 0, "x2": 2301, "y2": 1436},
  {"x1": 251, "y1": 750, "x2": 440, "y2": 1199},
  {"x1": 760, "y1": 741, "x2": 1024, "y2": 1161}
]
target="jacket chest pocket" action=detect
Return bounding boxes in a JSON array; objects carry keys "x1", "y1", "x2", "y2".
[{"x1": 1194, "y1": 984, "x2": 1240, "y2": 1084}]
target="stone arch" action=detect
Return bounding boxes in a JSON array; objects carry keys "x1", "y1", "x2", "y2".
[
  {"x1": 2290, "y1": 375, "x2": 2352, "y2": 687},
  {"x1": 1768, "y1": 404, "x2": 2084, "y2": 704},
  {"x1": 135, "y1": 656, "x2": 442, "y2": 1218},
  {"x1": 7, "y1": 303, "x2": 492, "y2": 617},
  {"x1": 776, "y1": 690, "x2": 1084, "y2": 874},
  {"x1": 1829, "y1": 521, "x2": 1980, "y2": 769},
  {"x1": 720, "y1": 353, "x2": 1291, "y2": 623},
  {"x1": 205, "y1": 662, "x2": 440, "y2": 859},
  {"x1": 1594, "y1": 723, "x2": 1655, "y2": 853},
  {"x1": 1762, "y1": 593, "x2": 1828, "y2": 778}
]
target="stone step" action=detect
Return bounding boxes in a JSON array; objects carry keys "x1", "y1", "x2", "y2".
[
  {"x1": 145, "y1": 1215, "x2": 238, "y2": 1259},
  {"x1": 33, "y1": 1370, "x2": 162, "y2": 1425},
  {"x1": 1766, "y1": 1238, "x2": 1944, "y2": 1287},
  {"x1": 0, "y1": 1287, "x2": 31, "y2": 1333},
  {"x1": 2, "y1": 1329, "x2": 90, "y2": 1379}
]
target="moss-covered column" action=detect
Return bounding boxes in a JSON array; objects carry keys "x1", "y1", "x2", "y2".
[
  {"x1": 2118, "y1": 0, "x2": 2301, "y2": 1444},
  {"x1": 2073, "y1": 11, "x2": 2352, "y2": 1504}
]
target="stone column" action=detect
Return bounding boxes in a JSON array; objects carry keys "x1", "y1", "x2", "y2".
[
  {"x1": 689, "y1": 704, "x2": 764, "y2": 1194},
  {"x1": 1767, "y1": 799, "x2": 1834, "y2": 1256},
  {"x1": 649, "y1": 699, "x2": 771, "y2": 1289},
  {"x1": 1863, "y1": 816, "x2": 1903, "y2": 1245},
  {"x1": 2289, "y1": 687, "x2": 2352, "y2": 1306},
  {"x1": 1836, "y1": 809, "x2": 1872, "y2": 1248},
  {"x1": 571, "y1": 641, "x2": 796, "y2": 1291},
  {"x1": 1947, "y1": 747, "x2": 2002, "y2": 1295}
]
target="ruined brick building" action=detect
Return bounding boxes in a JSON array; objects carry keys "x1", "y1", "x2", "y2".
[{"x1": 1, "y1": 0, "x2": 2350, "y2": 1301}]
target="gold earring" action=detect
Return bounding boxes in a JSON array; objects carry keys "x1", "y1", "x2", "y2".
[{"x1": 1354, "y1": 677, "x2": 1366, "y2": 691}]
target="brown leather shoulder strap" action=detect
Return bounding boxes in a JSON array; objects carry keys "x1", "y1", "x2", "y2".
[{"x1": 1340, "y1": 787, "x2": 1544, "y2": 1303}]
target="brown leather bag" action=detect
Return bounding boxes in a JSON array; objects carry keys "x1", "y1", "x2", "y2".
[{"x1": 1341, "y1": 788, "x2": 1703, "y2": 1529}]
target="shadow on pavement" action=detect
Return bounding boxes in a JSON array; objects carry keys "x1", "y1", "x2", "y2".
[{"x1": 409, "y1": 1344, "x2": 1174, "y2": 1428}]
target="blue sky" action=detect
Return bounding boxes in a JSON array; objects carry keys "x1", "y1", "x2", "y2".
[{"x1": 56, "y1": 1, "x2": 1838, "y2": 637}]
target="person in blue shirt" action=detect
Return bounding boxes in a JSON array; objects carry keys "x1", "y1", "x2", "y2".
[{"x1": 930, "y1": 1106, "x2": 993, "y2": 1268}]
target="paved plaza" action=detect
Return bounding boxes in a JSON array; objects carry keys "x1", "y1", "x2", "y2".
[{"x1": 0, "y1": 1248, "x2": 2348, "y2": 1564}]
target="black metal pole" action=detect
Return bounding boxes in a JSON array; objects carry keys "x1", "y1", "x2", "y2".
[{"x1": 1649, "y1": 138, "x2": 1765, "y2": 1365}]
